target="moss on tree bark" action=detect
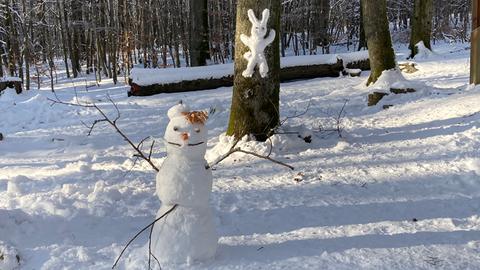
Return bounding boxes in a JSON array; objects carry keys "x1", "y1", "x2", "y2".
[
  {"x1": 362, "y1": 0, "x2": 396, "y2": 86},
  {"x1": 226, "y1": 0, "x2": 281, "y2": 141}
]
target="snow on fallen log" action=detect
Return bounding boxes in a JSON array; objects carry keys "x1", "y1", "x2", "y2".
[
  {"x1": 128, "y1": 51, "x2": 370, "y2": 96},
  {"x1": 0, "y1": 77, "x2": 23, "y2": 94}
]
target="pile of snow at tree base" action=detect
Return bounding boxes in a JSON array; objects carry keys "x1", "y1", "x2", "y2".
[{"x1": 1, "y1": 43, "x2": 480, "y2": 269}]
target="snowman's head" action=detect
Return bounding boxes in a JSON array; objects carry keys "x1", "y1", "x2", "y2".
[{"x1": 164, "y1": 102, "x2": 208, "y2": 158}]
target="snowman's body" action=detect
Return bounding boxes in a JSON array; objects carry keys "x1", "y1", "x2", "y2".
[{"x1": 151, "y1": 104, "x2": 217, "y2": 264}]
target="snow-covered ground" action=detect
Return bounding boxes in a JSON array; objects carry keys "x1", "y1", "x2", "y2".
[{"x1": 1, "y1": 43, "x2": 480, "y2": 269}]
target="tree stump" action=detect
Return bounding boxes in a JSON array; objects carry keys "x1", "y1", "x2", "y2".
[
  {"x1": 390, "y1": 88, "x2": 416, "y2": 94},
  {"x1": 399, "y1": 63, "x2": 419, "y2": 73},
  {"x1": 368, "y1": 92, "x2": 389, "y2": 106},
  {"x1": 0, "y1": 78, "x2": 23, "y2": 94}
]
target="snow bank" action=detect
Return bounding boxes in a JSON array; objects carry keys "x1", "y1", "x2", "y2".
[
  {"x1": 130, "y1": 51, "x2": 369, "y2": 86},
  {"x1": 0, "y1": 76, "x2": 22, "y2": 82},
  {"x1": 0, "y1": 242, "x2": 20, "y2": 270},
  {"x1": 367, "y1": 69, "x2": 426, "y2": 93},
  {"x1": 413, "y1": 41, "x2": 435, "y2": 60}
]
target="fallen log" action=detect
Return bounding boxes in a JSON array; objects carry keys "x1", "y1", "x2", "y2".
[
  {"x1": 0, "y1": 77, "x2": 22, "y2": 94},
  {"x1": 128, "y1": 52, "x2": 370, "y2": 97}
]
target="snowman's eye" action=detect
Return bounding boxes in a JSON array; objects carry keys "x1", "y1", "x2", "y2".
[
  {"x1": 194, "y1": 128, "x2": 201, "y2": 133},
  {"x1": 173, "y1": 126, "x2": 179, "y2": 131}
]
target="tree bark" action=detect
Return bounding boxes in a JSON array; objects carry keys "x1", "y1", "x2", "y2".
[
  {"x1": 358, "y1": 0, "x2": 367, "y2": 51},
  {"x1": 409, "y1": 0, "x2": 433, "y2": 58},
  {"x1": 311, "y1": 0, "x2": 330, "y2": 53},
  {"x1": 362, "y1": 0, "x2": 396, "y2": 85},
  {"x1": 226, "y1": 0, "x2": 280, "y2": 141},
  {"x1": 189, "y1": 0, "x2": 210, "y2": 66},
  {"x1": 472, "y1": 0, "x2": 480, "y2": 85}
]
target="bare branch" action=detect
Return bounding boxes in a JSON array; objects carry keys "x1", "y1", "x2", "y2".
[
  {"x1": 48, "y1": 95, "x2": 159, "y2": 172},
  {"x1": 206, "y1": 138, "x2": 293, "y2": 171},
  {"x1": 112, "y1": 204, "x2": 178, "y2": 269}
]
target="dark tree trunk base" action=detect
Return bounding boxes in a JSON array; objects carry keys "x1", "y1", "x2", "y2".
[
  {"x1": 368, "y1": 92, "x2": 389, "y2": 106},
  {"x1": 0, "y1": 80, "x2": 23, "y2": 94},
  {"x1": 368, "y1": 88, "x2": 417, "y2": 106}
]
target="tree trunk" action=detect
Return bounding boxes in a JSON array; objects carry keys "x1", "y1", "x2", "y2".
[
  {"x1": 409, "y1": 0, "x2": 433, "y2": 58},
  {"x1": 226, "y1": 0, "x2": 281, "y2": 141},
  {"x1": 358, "y1": 0, "x2": 367, "y2": 51},
  {"x1": 472, "y1": 0, "x2": 480, "y2": 85},
  {"x1": 311, "y1": 0, "x2": 330, "y2": 53},
  {"x1": 189, "y1": 0, "x2": 210, "y2": 66},
  {"x1": 21, "y1": 0, "x2": 30, "y2": 90},
  {"x1": 362, "y1": 0, "x2": 396, "y2": 85}
]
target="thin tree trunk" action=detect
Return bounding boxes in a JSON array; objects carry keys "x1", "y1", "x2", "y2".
[
  {"x1": 189, "y1": 0, "x2": 210, "y2": 66},
  {"x1": 358, "y1": 0, "x2": 367, "y2": 51},
  {"x1": 471, "y1": 0, "x2": 480, "y2": 85}
]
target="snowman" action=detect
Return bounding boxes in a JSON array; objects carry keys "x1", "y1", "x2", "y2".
[{"x1": 151, "y1": 102, "x2": 217, "y2": 264}]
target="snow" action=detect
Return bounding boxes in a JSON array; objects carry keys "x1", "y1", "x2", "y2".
[
  {"x1": 413, "y1": 41, "x2": 435, "y2": 60},
  {"x1": 1, "y1": 43, "x2": 480, "y2": 269},
  {"x1": 0, "y1": 76, "x2": 22, "y2": 82},
  {"x1": 241, "y1": 9, "x2": 276, "y2": 78},
  {"x1": 129, "y1": 51, "x2": 368, "y2": 86},
  {"x1": 0, "y1": 241, "x2": 20, "y2": 270},
  {"x1": 152, "y1": 103, "x2": 217, "y2": 263}
]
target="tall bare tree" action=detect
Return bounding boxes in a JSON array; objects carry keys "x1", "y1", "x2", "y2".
[{"x1": 472, "y1": 0, "x2": 479, "y2": 85}]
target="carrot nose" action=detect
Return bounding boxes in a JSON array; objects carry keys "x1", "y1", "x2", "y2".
[{"x1": 181, "y1": 133, "x2": 189, "y2": 141}]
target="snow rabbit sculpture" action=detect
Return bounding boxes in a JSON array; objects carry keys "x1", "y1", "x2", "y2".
[
  {"x1": 151, "y1": 102, "x2": 217, "y2": 264},
  {"x1": 240, "y1": 9, "x2": 276, "y2": 78}
]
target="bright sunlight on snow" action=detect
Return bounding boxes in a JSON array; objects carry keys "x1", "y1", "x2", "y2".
[{"x1": 1, "y1": 43, "x2": 480, "y2": 269}]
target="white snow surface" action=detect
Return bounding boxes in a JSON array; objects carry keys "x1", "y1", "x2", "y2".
[
  {"x1": 413, "y1": 41, "x2": 436, "y2": 60},
  {"x1": 1, "y1": 43, "x2": 480, "y2": 269},
  {"x1": 129, "y1": 51, "x2": 368, "y2": 86}
]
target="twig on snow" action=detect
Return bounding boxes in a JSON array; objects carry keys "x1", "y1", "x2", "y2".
[
  {"x1": 112, "y1": 204, "x2": 178, "y2": 269},
  {"x1": 206, "y1": 137, "x2": 294, "y2": 171},
  {"x1": 48, "y1": 94, "x2": 159, "y2": 172}
]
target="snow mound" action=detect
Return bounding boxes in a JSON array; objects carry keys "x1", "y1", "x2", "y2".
[
  {"x1": 6, "y1": 175, "x2": 32, "y2": 196},
  {"x1": 0, "y1": 242, "x2": 21, "y2": 270},
  {"x1": 368, "y1": 69, "x2": 426, "y2": 93},
  {"x1": 413, "y1": 41, "x2": 435, "y2": 60}
]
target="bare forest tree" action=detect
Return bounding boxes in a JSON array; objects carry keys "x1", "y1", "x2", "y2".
[
  {"x1": 472, "y1": 0, "x2": 479, "y2": 85},
  {"x1": 0, "y1": 0, "x2": 473, "y2": 89}
]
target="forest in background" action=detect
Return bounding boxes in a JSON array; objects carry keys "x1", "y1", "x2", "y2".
[{"x1": 0, "y1": 0, "x2": 472, "y2": 89}]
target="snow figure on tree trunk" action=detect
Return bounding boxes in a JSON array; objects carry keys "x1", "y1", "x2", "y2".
[
  {"x1": 240, "y1": 8, "x2": 276, "y2": 78},
  {"x1": 151, "y1": 102, "x2": 217, "y2": 264}
]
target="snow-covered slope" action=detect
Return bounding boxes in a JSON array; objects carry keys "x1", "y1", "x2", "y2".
[{"x1": 0, "y1": 43, "x2": 479, "y2": 269}]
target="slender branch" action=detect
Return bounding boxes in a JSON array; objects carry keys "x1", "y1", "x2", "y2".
[
  {"x1": 235, "y1": 148, "x2": 294, "y2": 170},
  {"x1": 206, "y1": 138, "x2": 293, "y2": 171},
  {"x1": 112, "y1": 204, "x2": 178, "y2": 269},
  {"x1": 48, "y1": 96, "x2": 159, "y2": 172},
  {"x1": 280, "y1": 99, "x2": 312, "y2": 126}
]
